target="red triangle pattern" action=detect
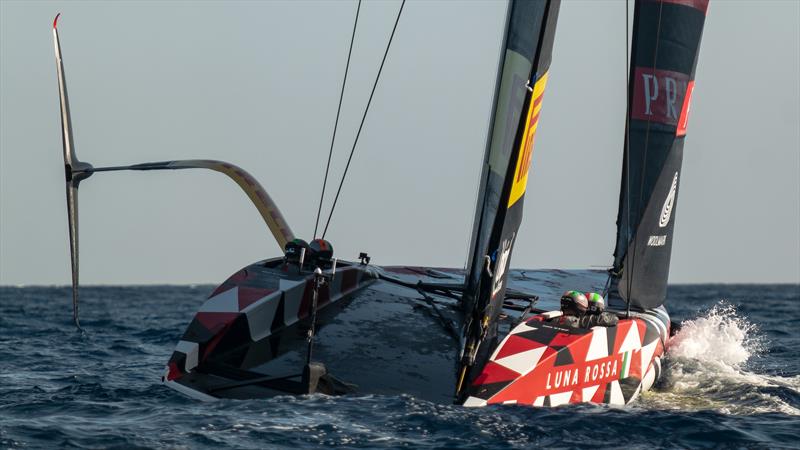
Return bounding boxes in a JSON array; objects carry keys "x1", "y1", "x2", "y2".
[
  {"x1": 472, "y1": 361, "x2": 521, "y2": 386},
  {"x1": 297, "y1": 281, "x2": 315, "y2": 319},
  {"x1": 541, "y1": 345, "x2": 558, "y2": 361},
  {"x1": 202, "y1": 328, "x2": 228, "y2": 361},
  {"x1": 237, "y1": 286, "x2": 275, "y2": 310},
  {"x1": 630, "y1": 348, "x2": 643, "y2": 379},
  {"x1": 495, "y1": 335, "x2": 545, "y2": 360},
  {"x1": 316, "y1": 284, "x2": 331, "y2": 308},
  {"x1": 166, "y1": 361, "x2": 182, "y2": 381},
  {"x1": 228, "y1": 269, "x2": 249, "y2": 284},
  {"x1": 341, "y1": 268, "x2": 358, "y2": 295},
  {"x1": 195, "y1": 312, "x2": 239, "y2": 334},
  {"x1": 549, "y1": 331, "x2": 582, "y2": 348},
  {"x1": 210, "y1": 269, "x2": 251, "y2": 297},
  {"x1": 591, "y1": 383, "x2": 607, "y2": 403},
  {"x1": 613, "y1": 320, "x2": 634, "y2": 354}
]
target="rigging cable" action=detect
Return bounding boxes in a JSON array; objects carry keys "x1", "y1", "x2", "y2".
[
  {"x1": 607, "y1": 0, "x2": 631, "y2": 300},
  {"x1": 622, "y1": 0, "x2": 632, "y2": 313},
  {"x1": 321, "y1": 0, "x2": 406, "y2": 239},
  {"x1": 313, "y1": 0, "x2": 362, "y2": 239},
  {"x1": 627, "y1": 0, "x2": 664, "y2": 312}
]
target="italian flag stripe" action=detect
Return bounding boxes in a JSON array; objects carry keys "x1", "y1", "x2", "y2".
[{"x1": 621, "y1": 351, "x2": 630, "y2": 379}]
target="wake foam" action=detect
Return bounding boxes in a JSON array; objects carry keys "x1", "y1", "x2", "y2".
[
  {"x1": 670, "y1": 303, "x2": 762, "y2": 369},
  {"x1": 641, "y1": 302, "x2": 800, "y2": 415}
]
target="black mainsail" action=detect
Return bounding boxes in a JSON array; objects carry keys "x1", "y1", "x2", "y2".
[
  {"x1": 610, "y1": 0, "x2": 708, "y2": 310},
  {"x1": 457, "y1": 0, "x2": 560, "y2": 399}
]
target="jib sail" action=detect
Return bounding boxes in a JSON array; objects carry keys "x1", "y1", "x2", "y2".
[
  {"x1": 610, "y1": 0, "x2": 709, "y2": 310},
  {"x1": 457, "y1": 0, "x2": 560, "y2": 399}
]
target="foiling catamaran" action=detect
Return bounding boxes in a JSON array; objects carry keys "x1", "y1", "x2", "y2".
[{"x1": 53, "y1": 0, "x2": 708, "y2": 406}]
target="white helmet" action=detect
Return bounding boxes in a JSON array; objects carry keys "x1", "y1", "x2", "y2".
[{"x1": 586, "y1": 292, "x2": 605, "y2": 314}]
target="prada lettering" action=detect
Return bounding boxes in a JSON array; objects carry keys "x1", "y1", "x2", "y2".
[{"x1": 632, "y1": 67, "x2": 691, "y2": 127}]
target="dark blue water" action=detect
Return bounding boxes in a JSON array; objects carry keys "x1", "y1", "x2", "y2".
[{"x1": 1, "y1": 284, "x2": 798, "y2": 449}]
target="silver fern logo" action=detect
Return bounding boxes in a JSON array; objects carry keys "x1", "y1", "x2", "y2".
[{"x1": 659, "y1": 172, "x2": 679, "y2": 228}]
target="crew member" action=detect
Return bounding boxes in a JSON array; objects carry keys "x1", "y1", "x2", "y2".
[
  {"x1": 284, "y1": 238, "x2": 310, "y2": 268},
  {"x1": 556, "y1": 290, "x2": 589, "y2": 328},
  {"x1": 584, "y1": 292, "x2": 619, "y2": 327},
  {"x1": 555, "y1": 291, "x2": 618, "y2": 328},
  {"x1": 308, "y1": 238, "x2": 334, "y2": 269}
]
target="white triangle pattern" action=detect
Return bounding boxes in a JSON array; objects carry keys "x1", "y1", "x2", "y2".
[
  {"x1": 609, "y1": 380, "x2": 625, "y2": 405},
  {"x1": 280, "y1": 279, "x2": 307, "y2": 325},
  {"x1": 627, "y1": 385, "x2": 642, "y2": 404},
  {"x1": 617, "y1": 321, "x2": 642, "y2": 354},
  {"x1": 510, "y1": 321, "x2": 538, "y2": 335},
  {"x1": 640, "y1": 315, "x2": 666, "y2": 346},
  {"x1": 582, "y1": 385, "x2": 600, "y2": 403},
  {"x1": 549, "y1": 391, "x2": 573, "y2": 406},
  {"x1": 639, "y1": 340, "x2": 658, "y2": 373},
  {"x1": 641, "y1": 362, "x2": 657, "y2": 392},
  {"x1": 494, "y1": 347, "x2": 547, "y2": 375},
  {"x1": 199, "y1": 286, "x2": 239, "y2": 312},
  {"x1": 489, "y1": 321, "x2": 539, "y2": 360},
  {"x1": 585, "y1": 327, "x2": 609, "y2": 361},
  {"x1": 245, "y1": 291, "x2": 282, "y2": 341},
  {"x1": 175, "y1": 340, "x2": 199, "y2": 372},
  {"x1": 463, "y1": 396, "x2": 487, "y2": 407},
  {"x1": 240, "y1": 290, "x2": 280, "y2": 314}
]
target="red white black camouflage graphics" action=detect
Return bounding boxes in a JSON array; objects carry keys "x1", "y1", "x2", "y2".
[
  {"x1": 164, "y1": 258, "x2": 375, "y2": 399},
  {"x1": 464, "y1": 308, "x2": 669, "y2": 406}
]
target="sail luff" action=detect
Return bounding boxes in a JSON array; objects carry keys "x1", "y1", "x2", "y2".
[
  {"x1": 457, "y1": 0, "x2": 560, "y2": 401},
  {"x1": 463, "y1": 0, "x2": 556, "y2": 310},
  {"x1": 613, "y1": 0, "x2": 642, "y2": 274},
  {"x1": 609, "y1": 0, "x2": 708, "y2": 310},
  {"x1": 463, "y1": 2, "x2": 513, "y2": 307}
]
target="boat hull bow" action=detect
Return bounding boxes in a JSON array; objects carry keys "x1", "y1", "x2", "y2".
[{"x1": 464, "y1": 307, "x2": 669, "y2": 407}]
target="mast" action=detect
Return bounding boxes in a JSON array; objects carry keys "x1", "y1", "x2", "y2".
[
  {"x1": 610, "y1": 0, "x2": 709, "y2": 310},
  {"x1": 457, "y1": 0, "x2": 560, "y2": 401}
]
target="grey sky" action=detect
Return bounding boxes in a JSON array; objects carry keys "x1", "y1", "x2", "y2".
[{"x1": 1, "y1": 0, "x2": 798, "y2": 285}]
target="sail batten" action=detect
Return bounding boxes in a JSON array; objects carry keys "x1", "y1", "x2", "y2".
[{"x1": 610, "y1": 0, "x2": 708, "y2": 310}]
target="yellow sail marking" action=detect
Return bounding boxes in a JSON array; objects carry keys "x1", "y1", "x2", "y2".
[{"x1": 507, "y1": 71, "x2": 548, "y2": 208}]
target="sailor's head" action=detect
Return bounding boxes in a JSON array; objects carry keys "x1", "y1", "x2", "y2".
[
  {"x1": 586, "y1": 292, "x2": 605, "y2": 314},
  {"x1": 284, "y1": 238, "x2": 310, "y2": 265},
  {"x1": 308, "y1": 239, "x2": 334, "y2": 267},
  {"x1": 560, "y1": 290, "x2": 588, "y2": 316}
]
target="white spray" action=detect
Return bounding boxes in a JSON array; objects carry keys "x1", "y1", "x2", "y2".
[{"x1": 641, "y1": 302, "x2": 799, "y2": 415}]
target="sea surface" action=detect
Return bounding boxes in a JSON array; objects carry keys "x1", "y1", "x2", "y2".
[{"x1": 1, "y1": 284, "x2": 798, "y2": 449}]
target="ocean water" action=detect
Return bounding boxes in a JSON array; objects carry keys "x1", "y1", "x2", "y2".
[{"x1": 1, "y1": 284, "x2": 798, "y2": 449}]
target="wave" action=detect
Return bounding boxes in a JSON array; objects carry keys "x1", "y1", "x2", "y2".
[{"x1": 641, "y1": 302, "x2": 800, "y2": 415}]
